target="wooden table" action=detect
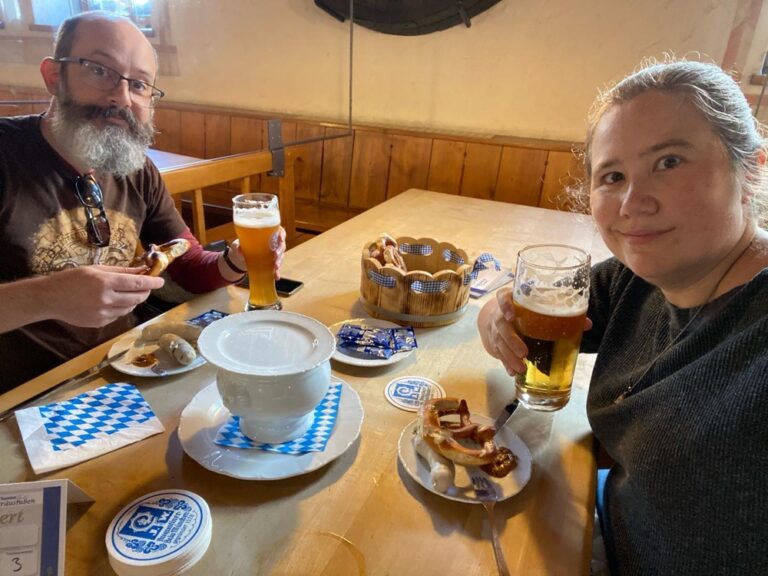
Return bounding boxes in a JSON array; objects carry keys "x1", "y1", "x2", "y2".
[
  {"x1": 146, "y1": 148, "x2": 205, "y2": 172},
  {"x1": 0, "y1": 189, "x2": 611, "y2": 575}
]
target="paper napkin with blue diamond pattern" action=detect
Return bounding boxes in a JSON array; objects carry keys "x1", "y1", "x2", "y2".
[
  {"x1": 16, "y1": 383, "x2": 164, "y2": 474},
  {"x1": 214, "y1": 382, "x2": 343, "y2": 454}
]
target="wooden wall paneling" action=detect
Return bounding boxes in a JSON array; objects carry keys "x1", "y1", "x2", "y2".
[
  {"x1": 230, "y1": 116, "x2": 264, "y2": 191},
  {"x1": 387, "y1": 134, "x2": 431, "y2": 199},
  {"x1": 320, "y1": 127, "x2": 354, "y2": 207},
  {"x1": 540, "y1": 150, "x2": 583, "y2": 211},
  {"x1": 0, "y1": 89, "x2": 41, "y2": 117},
  {"x1": 179, "y1": 111, "x2": 205, "y2": 158},
  {"x1": 427, "y1": 139, "x2": 466, "y2": 195},
  {"x1": 230, "y1": 116, "x2": 264, "y2": 153},
  {"x1": 292, "y1": 122, "x2": 324, "y2": 203},
  {"x1": 349, "y1": 129, "x2": 392, "y2": 209},
  {"x1": 261, "y1": 121, "x2": 297, "y2": 195},
  {"x1": 153, "y1": 108, "x2": 181, "y2": 153},
  {"x1": 204, "y1": 113, "x2": 232, "y2": 159},
  {"x1": 494, "y1": 146, "x2": 549, "y2": 207},
  {"x1": 460, "y1": 142, "x2": 502, "y2": 199}
]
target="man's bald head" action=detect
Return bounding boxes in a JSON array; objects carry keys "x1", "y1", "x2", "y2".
[{"x1": 53, "y1": 11, "x2": 157, "y2": 67}]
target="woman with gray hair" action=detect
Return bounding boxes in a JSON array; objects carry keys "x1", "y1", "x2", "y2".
[{"x1": 478, "y1": 59, "x2": 768, "y2": 574}]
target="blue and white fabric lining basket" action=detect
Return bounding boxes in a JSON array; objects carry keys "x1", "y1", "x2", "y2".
[{"x1": 360, "y1": 235, "x2": 500, "y2": 327}]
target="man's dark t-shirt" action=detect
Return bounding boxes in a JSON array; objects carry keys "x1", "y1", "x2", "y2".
[{"x1": 0, "y1": 115, "x2": 187, "y2": 390}]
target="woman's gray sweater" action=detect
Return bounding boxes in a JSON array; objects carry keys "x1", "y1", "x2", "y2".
[{"x1": 582, "y1": 258, "x2": 768, "y2": 576}]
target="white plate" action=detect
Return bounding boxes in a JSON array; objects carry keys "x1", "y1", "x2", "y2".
[
  {"x1": 178, "y1": 376, "x2": 363, "y2": 480},
  {"x1": 397, "y1": 414, "x2": 532, "y2": 504},
  {"x1": 329, "y1": 318, "x2": 415, "y2": 367},
  {"x1": 109, "y1": 329, "x2": 206, "y2": 378}
]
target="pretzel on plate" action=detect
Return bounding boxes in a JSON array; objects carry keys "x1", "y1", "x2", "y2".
[
  {"x1": 132, "y1": 238, "x2": 190, "y2": 276},
  {"x1": 420, "y1": 397, "x2": 517, "y2": 478}
]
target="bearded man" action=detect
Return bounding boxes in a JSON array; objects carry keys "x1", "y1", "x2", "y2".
[{"x1": 0, "y1": 12, "x2": 283, "y2": 390}]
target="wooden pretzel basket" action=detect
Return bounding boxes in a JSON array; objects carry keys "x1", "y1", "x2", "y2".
[{"x1": 360, "y1": 236, "x2": 473, "y2": 328}]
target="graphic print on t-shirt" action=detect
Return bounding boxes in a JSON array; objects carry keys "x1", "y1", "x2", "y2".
[{"x1": 30, "y1": 208, "x2": 139, "y2": 273}]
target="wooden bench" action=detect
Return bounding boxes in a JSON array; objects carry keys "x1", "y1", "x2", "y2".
[{"x1": 160, "y1": 148, "x2": 299, "y2": 246}]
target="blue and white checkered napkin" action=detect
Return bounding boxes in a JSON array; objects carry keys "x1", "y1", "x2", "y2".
[
  {"x1": 16, "y1": 383, "x2": 165, "y2": 475},
  {"x1": 214, "y1": 382, "x2": 343, "y2": 455}
]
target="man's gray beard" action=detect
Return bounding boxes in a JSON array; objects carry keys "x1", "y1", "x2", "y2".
[{"x1": 47, "y1": 96, "x2": 155, "y2": 177}]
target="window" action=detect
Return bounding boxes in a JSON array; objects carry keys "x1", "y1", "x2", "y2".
[
  {"x1": 29, "y1": 0, "x2": 156, "y2": 36},
  {"x1": 0, "y1": 0, "x2": 176, "y2": 74}
]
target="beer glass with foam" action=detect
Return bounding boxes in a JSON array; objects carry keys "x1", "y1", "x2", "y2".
[
  {"x1": 512, "y1": 244, "x2": 590, "y2": 411},
  {"x1": 233, "y1": 193, "x2": 282, "y2": 311}
]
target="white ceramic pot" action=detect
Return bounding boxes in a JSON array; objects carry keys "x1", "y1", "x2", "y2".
[{"x1": 198, "y1": 310, "x2": 335, "y2": 444}]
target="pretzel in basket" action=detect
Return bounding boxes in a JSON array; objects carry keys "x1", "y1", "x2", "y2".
[
  {"x1": 132, "y1": 238, "x2": 190, "y2": 276},
  {"x1": 420, "y1": 397, "x2": 517, "y2": 478},
  {"x1": 369, "y1": 233, "x2": 407, "y2": 272}
]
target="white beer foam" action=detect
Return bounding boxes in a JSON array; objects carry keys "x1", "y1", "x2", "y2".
[
  {"x1": 234, "y1": 208, "x2": 280, "y2": 228},
  {"x1": 514, "y1": 296, "x2": 587, "y2": 317}
]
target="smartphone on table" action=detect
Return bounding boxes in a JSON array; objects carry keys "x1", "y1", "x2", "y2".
[
  {"x1": 275, "y1": 278, "x2": 304, "y2": 296},
  {"x1": 237, "y1": 272, "x2": 304, "y2": 297}
]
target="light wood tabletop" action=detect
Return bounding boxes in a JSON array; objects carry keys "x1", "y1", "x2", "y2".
[
  {"x1": 0, "y1": 189, "x2": 611, "y2": 575},
  {"x1": 146, "y1": 148, "x2": 205, "y2": 172}
]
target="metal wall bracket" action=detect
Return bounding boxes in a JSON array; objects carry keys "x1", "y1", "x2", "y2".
[{"x1": 267, "y1": 119, "x2": 285, "y2": 177}]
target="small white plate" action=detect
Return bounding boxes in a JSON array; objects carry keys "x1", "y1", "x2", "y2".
[
  {"x1": 178, "y1": 376, "x2": 364, "y2": 480},
  {"x1": 329, "y1": 318, "x2": 415, "y2": 367},
  {"x1": 108, "y1": 329, "x2": 206, "y2": 378},
  {"x1": 397, "y1": 414, "x2": 532, "y2": 504}
]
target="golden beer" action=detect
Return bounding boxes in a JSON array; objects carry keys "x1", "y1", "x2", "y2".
[
  {"x1": 513, "y1": 301, "x2": 587, "y2": 410},
  {"x1": 512, "y1": 244, "x2": 590, "y2": 411},
  {"x1": 233, "y1": 193, "x2": 281, "y2": 310}
]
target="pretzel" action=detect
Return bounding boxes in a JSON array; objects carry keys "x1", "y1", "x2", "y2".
[
  {"x1": 369, "y1": 233, "x2": 407, "y2": 272},
  {"x1": 420, "y1": 397, "x2": 517, "y2": 477},
  {"x1": 133, "y1": 239, "x2": 190, "y2": 276}
]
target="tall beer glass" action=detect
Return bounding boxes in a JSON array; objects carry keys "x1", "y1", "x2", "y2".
[
  {"x1": 512, "y1": 244, "x2": 590, "y2": 411},
  {"x1": 233, "y1": 193, "x2": 282, "y2": 311}
]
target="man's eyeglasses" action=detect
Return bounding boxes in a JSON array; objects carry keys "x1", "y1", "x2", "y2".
[
  {"x1": 74, "y1": 174, "x2": 111, "y2": 247},
  {"x1": 56, "y1": 57, "x2": 165, "y2": 108}
]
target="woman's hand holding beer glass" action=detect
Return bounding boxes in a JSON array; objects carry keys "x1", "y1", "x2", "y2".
[
  {"x1": 478, "y1": 244, "x2": 591, "y2": 411},
  {"x1": 232, "y1": 193, "x2": 286, "y2": 311}
]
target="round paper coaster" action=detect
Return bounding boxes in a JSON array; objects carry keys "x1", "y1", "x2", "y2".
[
  {"x1": 384, "y1": 376, "x2": 445, "y2": 412},
  {"x1": 106, "y1": 489, "x2": 211, "y2": 576}
]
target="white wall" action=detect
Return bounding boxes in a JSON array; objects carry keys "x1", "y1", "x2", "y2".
[{"x1": 0, "y1": 0, "x2": 745, "y2": 141}]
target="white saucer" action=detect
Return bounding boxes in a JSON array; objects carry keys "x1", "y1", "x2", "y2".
[
  {"x1": 178, "y1": 376, "x2": 363, "y2": 480},
  {"x1": 109, "y1": 329, "x2": 206, "y2": 378},
  {"x1": 328, "y1": 318, "x2": 415, "y2": 367},
  {"x1": 397, "y1": 414, "x2": 532, "y2": 504}
]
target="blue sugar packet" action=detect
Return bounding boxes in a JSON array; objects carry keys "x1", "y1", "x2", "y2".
[
  {"x1": 338, "y1": 342, "x2": 395, "y2": 359},
  {"x1": 337, "y1": 324, "x2": 394, "y2": 348},
  {"x1": 392, "y1": 326, "x2": 417, "y2": 351},
  {"x1": 336, "y1": 323, "x2": 418, "y2": 359},
  {"x1": 187, "y1": 309, "x2": 229, "y2": 328}
]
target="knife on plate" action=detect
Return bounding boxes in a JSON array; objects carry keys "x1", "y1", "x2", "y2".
[
  {"x1": 0, "y1": 347, "x2": 130, "y2": 423},
  {"x1": 493, "y1": 399, "x2": 520, "y2": 431}
]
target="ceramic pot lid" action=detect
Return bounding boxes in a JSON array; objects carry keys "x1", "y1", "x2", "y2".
[{"x1": 198, "y1": 311, "x2": 335, "y2": 375}]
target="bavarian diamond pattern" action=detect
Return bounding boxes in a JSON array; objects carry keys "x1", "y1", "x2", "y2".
[
  {"x1": 39, "y1": 383, "x2": 157, "y2": 452},
  {"x1": 214, "y1": 382, "x2": 343, "y2": 454},
  {"x1": 465, "y1": 252, "x2": 502, "y2": 284}
]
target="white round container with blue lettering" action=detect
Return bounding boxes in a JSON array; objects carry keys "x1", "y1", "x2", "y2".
[{"x1": 105, "y1": 489, "x2": 212, "y2": 576}]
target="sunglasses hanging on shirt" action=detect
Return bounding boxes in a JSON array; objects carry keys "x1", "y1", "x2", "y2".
[{"x1": 73, "y1": 173, "x2": 111, "y2": 247}]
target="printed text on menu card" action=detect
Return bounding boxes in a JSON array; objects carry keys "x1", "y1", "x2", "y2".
[{"x1": 0, "y1": 479, "x2": 90, "y2": 576}]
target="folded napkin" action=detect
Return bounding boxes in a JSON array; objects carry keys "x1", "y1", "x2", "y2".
[
  {"x1": 214, "y1": 382, "x2": 342, "y2": 455},
  {"x1": 16, "y1": 383, "x2": 164, "y2": 474}
]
